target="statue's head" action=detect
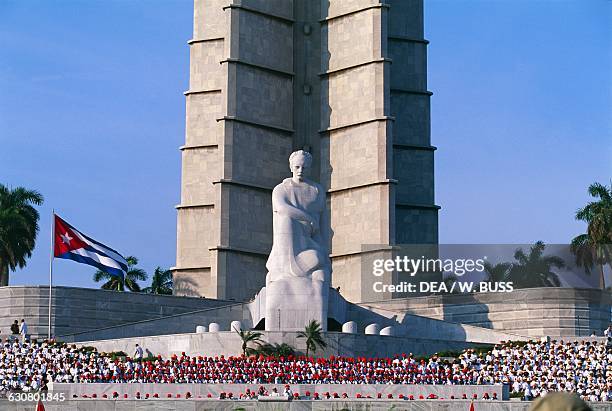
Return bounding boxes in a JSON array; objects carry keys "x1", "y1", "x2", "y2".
[{"x1": 289, "y1": 150, "x2": 312, "y2": 181}]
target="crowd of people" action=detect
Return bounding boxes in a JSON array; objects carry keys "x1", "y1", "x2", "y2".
[
  {"x1": 461, "y1": 340, "x2": 610, "y2": 403},
  {"x1": 0, "y1": 338, "x2": 608, "y2": 402}
]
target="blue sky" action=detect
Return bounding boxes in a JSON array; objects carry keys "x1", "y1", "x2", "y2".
[{"x1": 1, "y1": 1, "x2": 610, "y2": 289}]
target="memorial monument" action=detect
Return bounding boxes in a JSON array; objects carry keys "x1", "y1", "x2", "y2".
[
  {"x1": 8, "y1": 0, "x2": 605, "y2": 348},
  {"x1": 264, "y1": 150, "x2": 331, "y2": 331},
  {"x1": 173, "y1": 0, "x2": 439, "y2": 303}
]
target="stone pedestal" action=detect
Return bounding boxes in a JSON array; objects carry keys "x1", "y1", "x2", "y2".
[{"x1": 264, "y1": 278, "x2": 329, "y2": 331}]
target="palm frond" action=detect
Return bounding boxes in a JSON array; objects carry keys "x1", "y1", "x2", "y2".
[
  {"x1": 0, "y1": 184, "x2": 44, "y2": 284},
  {"x1": 509, "y1": 242, "x2": 566, "y2": 289},
  {"x1": 127, "y1": 267, "x2": 148, "y2": 282},
  {"x1": 93, "y1": 270, "x2": 113, "y2": 282},
  {"x1": 93, "y1": 255, "x2": 148, "y2": 292},
  {"x1": 571, "y1": 182, "x2": 612, "y2": 288},
  {"x1": 101, "y1": 279, "x2": 119, "y2": 290}
]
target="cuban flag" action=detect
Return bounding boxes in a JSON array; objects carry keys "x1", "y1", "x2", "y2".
[{"x1": 53, "y1": 214, "x2": 127, "y2": 278}]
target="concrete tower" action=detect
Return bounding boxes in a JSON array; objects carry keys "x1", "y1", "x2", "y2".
[{"x1": 173, "y1": 0, "x2": 438, "y2": 303}]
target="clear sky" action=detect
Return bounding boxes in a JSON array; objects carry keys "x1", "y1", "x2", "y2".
[{"x1": 1, "y1": 1, "x2": 610, "y2": 289}]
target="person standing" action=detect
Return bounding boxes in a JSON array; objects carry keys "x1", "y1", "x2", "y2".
[
  {"x1": 19, "y1": 319, "x2": 28, "y2": 342},
  {"x1": 134, "y1": 344, "x2": 143, "y2": 361},
  {"x1": 10, "y1": 320, "x2": 19, "y2": 341}
]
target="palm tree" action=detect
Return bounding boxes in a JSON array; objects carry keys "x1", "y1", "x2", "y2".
[
  {"x1": 507, "y1": 241, "x2": 565, "y2": 288},
  {"x1": 93, "y1": 256, "x2": 147, "y2": 292},
  {"x1": 142, "y1": 267, "x2": 173, "y2": 295},
  {"x1": 233, "y1": 327, "x2": 264, "y2": 356},
  {"x1": 0, "y1": 185, "x2": 44, "y2": 286},
  {"x1": 483, "y1": 261, "x2": 512, "y2": 283},
  {"x1": 297, "y1": 320, "x2": 327, "y2": 358},
  {"x1": 571, "y1": 182, "x2": 612, "y2": 289},
  {"x1": 441, "y1": 275, "x2": 461, "y2": 293}
]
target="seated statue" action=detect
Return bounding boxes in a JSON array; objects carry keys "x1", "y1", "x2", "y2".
[{"x1": 264, "y1": 150, "x2": 331, "y2": 331}]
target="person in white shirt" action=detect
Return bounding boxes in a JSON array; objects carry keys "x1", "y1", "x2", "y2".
[
  {"x1": 134, "y1": 344, "x2": 143, "y2": 360},
  {"x1": 603, "y1": 325, "x2": 611, "y2": 337},
  {"x1": 19, "y1": 320, "x2": 27, "y2": 342}
]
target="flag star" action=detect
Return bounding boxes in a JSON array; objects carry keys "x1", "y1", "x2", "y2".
[{"x1": 60, "y1": 232, "x2": 73, "y2": 245}]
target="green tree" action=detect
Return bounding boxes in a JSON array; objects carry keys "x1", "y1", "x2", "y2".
[
  {"x1": 441, "y1": 275, "x2": 462, "y2": 294},
  {"x1": 0, "y1": 184, "x2": 44, "y2": 286},
  {"x1": 93, "y1": 256, "x2": 147, "y2": 292},
  {"x1": 571, "y1": 182, "x2": 612, "y2": 289},
  {"x1": 483, "y1": 261, "x2": 512, "y2": 283},
  {"x1": 256, "y1": 342, "x2": 296, "y2": 357},
  {"x1": 142, "y1": 267, "x2": 173, "y2": 295},
  {"x1": 508, "y1": 241, "x2": 565, "y2": 288},
  {"x1": 297, "y1": 320, "x2": 327, "y2": 358},
  {"x1": 233, "y1": 327, "x2": 264, "y2": 357}
]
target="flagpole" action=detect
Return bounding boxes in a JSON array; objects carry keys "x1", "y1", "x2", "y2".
[{"x1": 48, "y1": 209, "x2": 54, "y2": 340}]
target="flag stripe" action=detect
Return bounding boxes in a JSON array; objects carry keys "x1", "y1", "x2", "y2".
[
  {"x1": 56, "y1": 251, "x2": 125, "y2": 278},
  {"x1": 59, "y1": 218, "x2": 128, "y2": 270},
  {"x1": 67, "y1": 247, "x2": 126, "y2": 273},
  {"x1": 70, "y1": 230, "x2": 128, "y2": 271}
]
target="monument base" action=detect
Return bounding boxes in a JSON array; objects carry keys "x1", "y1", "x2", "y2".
[{"x1": 264, "y1": 277, "x2": 329, "y2": 331}]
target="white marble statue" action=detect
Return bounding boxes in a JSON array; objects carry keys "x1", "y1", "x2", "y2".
[{"x1": 264, "y1": 150, "x2": 331, "y2": 331}]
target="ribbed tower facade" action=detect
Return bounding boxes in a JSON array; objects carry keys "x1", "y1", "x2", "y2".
[{"x1": 173, "y1": 0, "x2": 438, "y2": 303}]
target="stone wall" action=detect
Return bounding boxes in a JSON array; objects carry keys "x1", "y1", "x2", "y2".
[
  {"x1": 49, "y1": 382, "x2": 508, "y2": 400},
  {"x1": 61, "y1": 303, "x2": 249, "y2": 343},
  {"x1": 59, "y1": 287, "x2": 526, "y2": 348},
  {"x1": 359, "y1": 288, "x2": 612, "y2": 338},
  {"x1": 71, "y1": 330, "x2": 504, "y2": 359},
  {"x1": 2, "y1": 399, "x2": 610, "y2": 411},
  {"x1": 0, "y1": 286, "x2": 233, "y2": 340},
  {"x1": 5, "y1": 286, "x2": 606, "y2": 342}
]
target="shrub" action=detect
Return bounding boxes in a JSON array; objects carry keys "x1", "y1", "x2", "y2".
[{"x1": 109, "y1": 351, "x2": 128, "y2": 361}]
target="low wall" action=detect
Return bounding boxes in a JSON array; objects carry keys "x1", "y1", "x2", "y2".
[
  {"x1": 346, "y1": 303, "x2": 528, "y2": 343},
  {"x1": 77, "y1": 329, "x2": 601, "y2": 360},
  {"x1": 72, "y1": 330, "x2": 495, "y2": 357},
  {"x1": 0, "y1": 286, "x2": 234, "y2": 339},
  {"x1": 49, "y1": 382, "x2": 508, "y2": 400},
  {"x1": 60, "y1": 302, "x2": 251, "y2": 343},
  {"x1": 359, "y1": 288, "x2": 612, "y2": 337},
  {"x1": 62, "y1": 288, "x2": 527, "y2": 347},
  {"x1": 1, "y1": 399, "x2": 610, "y2": 411},
  {"x1": 5, "y1": 286, "x2": 609, "y2": 345}
]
